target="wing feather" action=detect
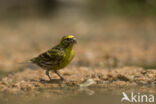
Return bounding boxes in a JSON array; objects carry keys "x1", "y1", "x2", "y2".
[{"x1": 31, "y1": 47, "x2": 64, "y2": 68}]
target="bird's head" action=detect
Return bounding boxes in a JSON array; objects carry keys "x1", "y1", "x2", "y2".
[{"x1": 59, "y1": 35, "x2": 77, "y2": 48}]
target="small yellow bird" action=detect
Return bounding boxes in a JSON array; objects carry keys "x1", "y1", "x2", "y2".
[{"x1": 29, "y1": 35, "x2": 77, "y2": 81}]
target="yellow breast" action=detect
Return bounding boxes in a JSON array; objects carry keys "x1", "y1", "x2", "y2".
[{"x1": 56, "y1": 48, "x2": 74, "y2": 70}]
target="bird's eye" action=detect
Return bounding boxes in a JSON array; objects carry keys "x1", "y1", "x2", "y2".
[{"x1": 66, "y1": 38, "x2": 70, "y2": 41}]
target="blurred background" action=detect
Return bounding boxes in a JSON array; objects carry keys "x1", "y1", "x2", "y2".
[
  {"x1": 0, "y1": 1, "x2": 156, "y2": 104},
  {"x1": 0, "y1": 0, "x2": 156, "y2": 75}
]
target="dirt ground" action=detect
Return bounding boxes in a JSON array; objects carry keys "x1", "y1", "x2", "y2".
[
  {"x1": 0, "y1": 18, "x2": 156, "y2": 95},
  {"x1": 0, "y1": 66, "x2": 156, "y2": 93}
]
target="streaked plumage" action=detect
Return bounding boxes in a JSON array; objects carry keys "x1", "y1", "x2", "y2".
[{"x1": 30, "y1": 35, "x2": 77, "y2": 80}]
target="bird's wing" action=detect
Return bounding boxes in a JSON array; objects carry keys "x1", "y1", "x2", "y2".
[{"x1": 31, "y1": 48, "x2": 64, "y2": 67}]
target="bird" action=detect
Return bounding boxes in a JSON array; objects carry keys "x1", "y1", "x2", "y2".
[{"x1": 28, "y1": 35, "x2": 77, "y2": 81}]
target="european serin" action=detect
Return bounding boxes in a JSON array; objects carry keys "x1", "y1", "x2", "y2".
[{"x1": 29, "y1": 35, "x2": 77, "y2": 80}]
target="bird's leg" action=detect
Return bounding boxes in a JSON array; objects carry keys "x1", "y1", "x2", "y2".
[
  {"x1": 46, "y1": 70, "x2": 52, "y2": 80},
  {"x1": 54, "y1": 70, "x2": 64, "y2": 80}
]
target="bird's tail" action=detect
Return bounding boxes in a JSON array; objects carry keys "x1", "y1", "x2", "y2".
[
  {"x1": 19, "y1": 59, "x2": 32, "y2": 64},
  {"x1": 18, "y1": 59, "x2": 37, "y2": 70}
]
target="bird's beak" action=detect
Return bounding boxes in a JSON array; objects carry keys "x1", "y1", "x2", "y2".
[{"x1": 73, "y1": 38, "x2": 77, "y2": 44}]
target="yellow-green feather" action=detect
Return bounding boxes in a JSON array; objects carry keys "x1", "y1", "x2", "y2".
[
  {"x1": 59, "y1": 45, "x2": 74, "y2": 69},
  {"x1": 30, "y1": 35, "x2": 75, "y2": 71}
]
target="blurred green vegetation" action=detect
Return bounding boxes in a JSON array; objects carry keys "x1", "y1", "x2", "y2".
[
  {"x1": 0, "y1": 0, "x2": 156, "y2": 19},
  {"x1": 88, "y1": 0, "x2": 156, "y2": 17},
  {"x1": 0, "y1": 0, "x2": 59, "y2": 19}
]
